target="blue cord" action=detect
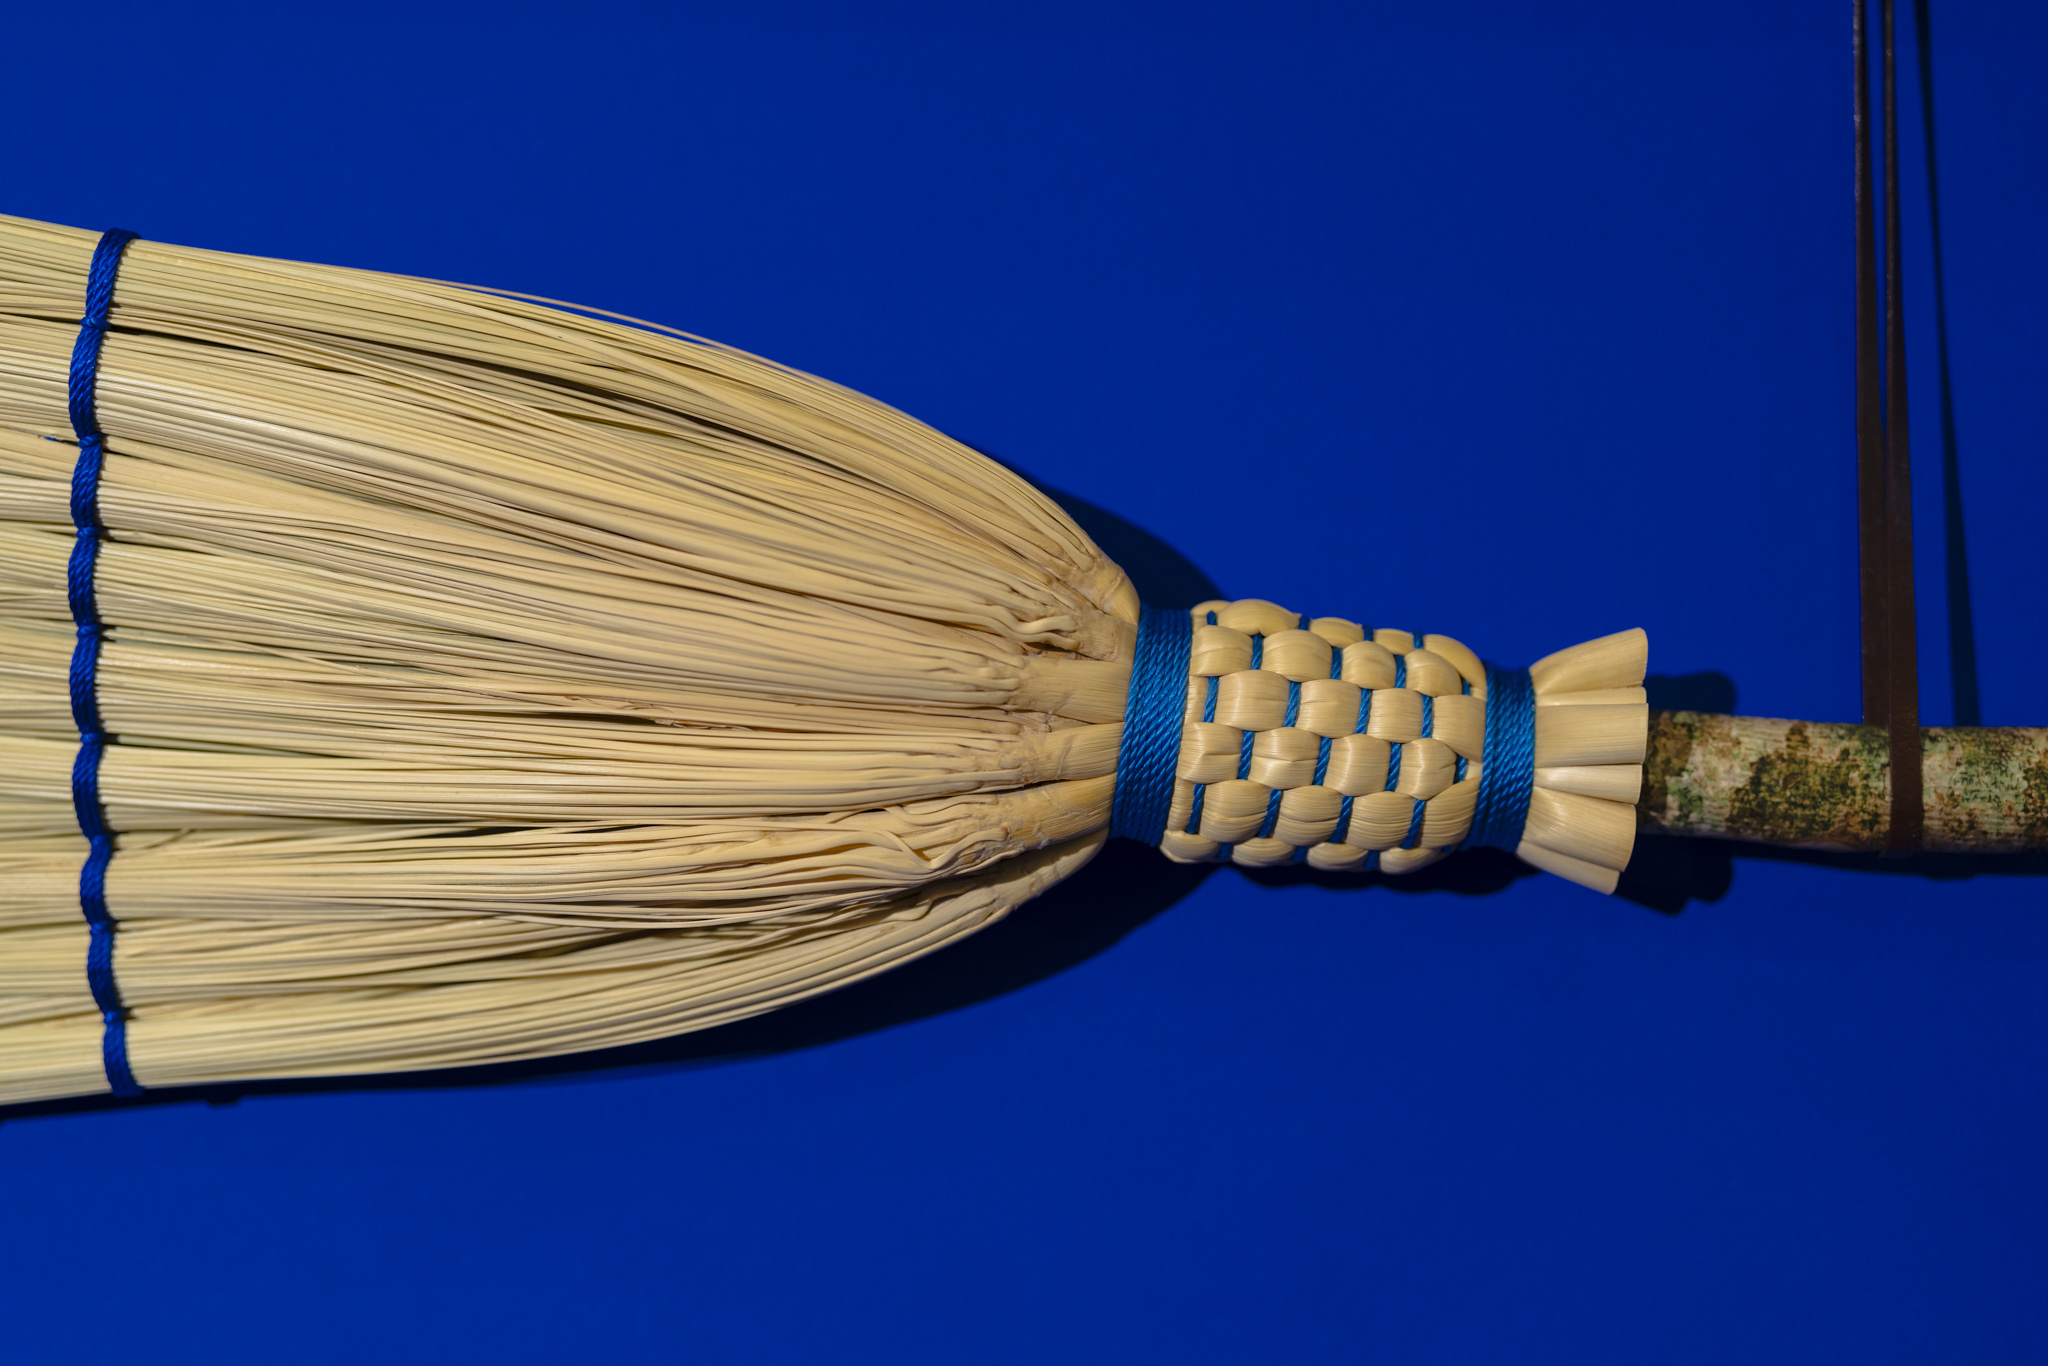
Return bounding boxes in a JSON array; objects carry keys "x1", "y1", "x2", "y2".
[
  {"x1": 1110, "y1": 605, "x2": 1194, "y2": 841},
  {"x1": 1455, "y1": 673, "x2": 1471, "y2": 782},
  {"x1": 1464, "y1": 665, "x2": 1537, "y2": 853},
  {"x1": 1127, "y1": 613, "x2": 1531, "y2": 865},
  {"x1": 1214, "y1": 631, "x2": 1267, "y2": 861},
  {"x1": 1255, "y1": 676, "x2": 1301, "y2": 839},
  {"x1": 1384, "y1": 652, "x2": 1404, "y2": 801},
  {"x1": 1329, "y1": 663, "x2": 1372, "y2": 847},
  {"x1": 1184, "y1": 612, "x2": 1220, "y2": 836},
  {"x1": 66, "y1": 228, "x2": 141, "y2": 1097},
  {"x1": 1399, "y1": 688, "x2": 1435, "y2": 850},
  {"x1": 1234, "y1": 633, "x2": 1265, "y2": 779}
]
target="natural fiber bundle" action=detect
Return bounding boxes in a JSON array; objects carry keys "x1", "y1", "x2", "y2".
[{"x1": 0, "y1": 215, "x2": 1643, "y2": 1104}]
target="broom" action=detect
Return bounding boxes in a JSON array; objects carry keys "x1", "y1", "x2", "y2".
[
  {"x1": 0, "y1": 215, "x2": 1662, "y2": 1104},
  {"x1": 20, "y1": 206, "x2": 2041, "y2": 1109}
]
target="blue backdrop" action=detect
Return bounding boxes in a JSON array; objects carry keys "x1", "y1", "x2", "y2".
[{"x1": 4, "y1": 3, "x2": 2045, "y2": 1361}]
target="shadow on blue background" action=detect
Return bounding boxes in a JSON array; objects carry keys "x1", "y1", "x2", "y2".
[{"x1": 1915, "y1": 0, "x2": 1983, "y2": 725}]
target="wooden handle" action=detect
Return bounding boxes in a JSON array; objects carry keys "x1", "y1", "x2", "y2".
[{"x1": 1640, "y1": 711, "x2": 2048, "y2": 853}]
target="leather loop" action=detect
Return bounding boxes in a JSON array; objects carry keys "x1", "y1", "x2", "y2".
[{"x1": 1854, "y1": 0, "x2": 1923, "y2": 854}]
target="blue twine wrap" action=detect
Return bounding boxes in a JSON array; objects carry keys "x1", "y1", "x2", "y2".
[
  {"x1": 1398, "y1": 689, "x2": 1435, "y2": 850},
  {"x1": 1256, "y1": 658, "x2": 1301, "y2": 841},
  {"x1": 65, "y1": 228, "x2": 141, "y2": 1096},
  {"x1": 1183, "y1": 611, "x2": 1221, "y2": 836},
  {"x1": 1140, "y1": 609, "x2": 1535, "y2": 866},
  {"x1": 1109, "y1": 605, "x2": 1194, "y2": 842},
  {"x1": 1464, "y1": 664, "x2": 1536, "y2": 853},
  {"x1": 1210, "y1": 629, "x2": 1265, "y2": 861}
]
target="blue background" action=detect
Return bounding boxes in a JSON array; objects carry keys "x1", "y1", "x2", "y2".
[{"x1": 5, "y1": 2, "x2": 2047, "y2": 1360}]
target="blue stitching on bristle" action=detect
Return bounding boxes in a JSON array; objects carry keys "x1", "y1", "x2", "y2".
[{"x1": 65, "y1": 228, "x2": 143, "y2": 1097}]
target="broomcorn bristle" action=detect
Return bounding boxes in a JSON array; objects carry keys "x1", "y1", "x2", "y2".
[
  {"x1": 0, "y1": 213, "x2": 1136, "y2": 1102},
  {"x1": 0, "y1": 215, "x2": 1647, "y2": 1104}
]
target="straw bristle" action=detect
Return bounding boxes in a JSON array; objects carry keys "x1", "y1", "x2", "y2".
[
  {"x1": 0, "y1": 215, "x2": 1650, "y2": 1104},
  {"x1": 0, "y1": 213, "x2": 1137, "y2": 1102}
]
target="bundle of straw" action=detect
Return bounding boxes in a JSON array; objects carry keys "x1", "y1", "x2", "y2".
[{"x1": 0, "y1": 216, "x2": 1644, "y2": 1105}]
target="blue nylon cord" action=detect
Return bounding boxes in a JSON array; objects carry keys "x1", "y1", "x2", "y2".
[
  {"x1": 1455, "y1": 674, "x2": 1472, "y2": 782},
  {"x1": 1387, "y1": 648, "x2": 1407, "y2": 801},
  {"x1": 1399, "y1": 802, "x2": 1427, "y2": 849},
  {"x1": 1416, "y1": 693, "x2": 1438, "y2": 831},
  {"x1": 1110, "y1": 605, "x2": 1194, "y2": 841},
  {"x1": 1256, "y1": 675, "x2": 1301, "y2": 839},
  {"x1": 1148, "y1": 615, "x2": 1521, "y2": 866},
  {"x1": 1184, "y1": 613, "x2": 1220, "y2": 835},
  {"x1": 1464, "y1": 664, "x2": 1537, "y2": 852},
  {"x1": 65, "y1": 228, "x2": 141, "y2": 1097},
  {"x1": 1329, "y1": 668, "x2": 1372, "y2": 846},
  {"x1": 1215, "y1": 632, "x2": 1266, "y2": 862},
  {"x1": 1400, "y1": 689, "x2": 1435, "y2": 849},
  {"x1": 1274, "y1": 616, "x2": 1325, "y2": 859},
  {"x1": 1311, "y1": 643, "x2": 1338, "y2": 786},
  {"x1": 1331, "y1": 794, "x2": 1356, "y2": 845},
  {"x1": 1256, "y1": 790, "x2": 1283, "y2": 839},
  {"x1": 1234, "y1": 633, "x2": 1264, "y2": 780}
]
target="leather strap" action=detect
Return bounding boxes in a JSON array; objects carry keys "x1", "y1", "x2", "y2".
[{"x1": 1854, "y1": 0, "x2": 1923, "y2": 853}]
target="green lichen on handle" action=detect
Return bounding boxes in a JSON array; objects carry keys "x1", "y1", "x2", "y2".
[
  {"x1": 1722, "y1": 719, "x2": 1890, "y2": 849},
  {"x1": 1641, "y1": 712, "x2": 2048, "y2": 852},
  {"x1": 2010, "y1": 748, "x2": 2048, "y2": 849},
  {"x1": 1640, "y1": 709, "x2": 1707, "y2": 834}
]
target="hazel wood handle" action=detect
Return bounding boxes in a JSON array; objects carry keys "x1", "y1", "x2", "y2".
[{"x1": 1641, "y1": 711, "x2": 2048, "y2": 853}]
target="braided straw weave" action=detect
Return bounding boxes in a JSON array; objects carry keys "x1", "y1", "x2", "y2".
[{"x1": 1158, "y1": 599, "x2": 1649, "y2": 893}]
